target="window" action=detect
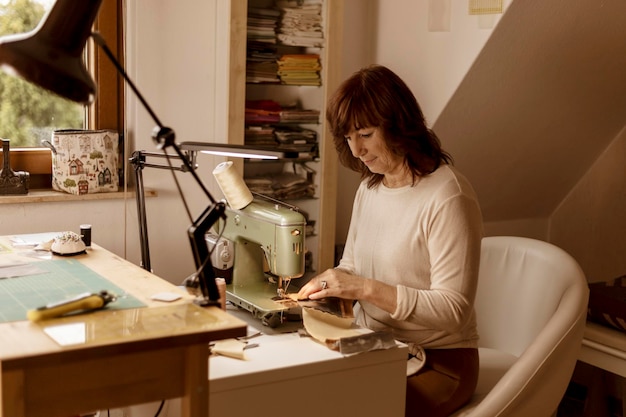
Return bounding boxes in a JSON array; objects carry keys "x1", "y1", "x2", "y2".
[{"x1": 0, "y1": 0, "x2": 123, "y2": 189}]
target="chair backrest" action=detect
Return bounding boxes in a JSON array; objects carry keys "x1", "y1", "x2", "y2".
[{"x1": 464, "y1": 236, "x2": 589, "y2": 416}]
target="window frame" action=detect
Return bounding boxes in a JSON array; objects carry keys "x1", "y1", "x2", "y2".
[{"x1": 2, "y1": 0, "x2": 124, "y2": 189}]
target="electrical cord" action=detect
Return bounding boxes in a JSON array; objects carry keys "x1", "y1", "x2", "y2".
[
  {"x1": 154, "y1": 400, "x2": 165, "y2": 417},
  {"x1": 104, "y1": 400, "x2": 165, "y2": 417}
]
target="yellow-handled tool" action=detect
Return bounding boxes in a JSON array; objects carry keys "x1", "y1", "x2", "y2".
[{"x1": 27, "y1": 290, "x2": 117, "y2": 322}]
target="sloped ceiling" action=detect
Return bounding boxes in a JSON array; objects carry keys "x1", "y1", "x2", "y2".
[{"x1": 434, "y1": 0, "x2": 626, "y2": 221}]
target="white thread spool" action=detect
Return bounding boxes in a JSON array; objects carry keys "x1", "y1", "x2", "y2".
[
  {"x1": 212, "y1": 161, "x2": 253, "y2": 209},
  {"x1": 216, "y1": 277, "x2": 227, "y2": 310}
]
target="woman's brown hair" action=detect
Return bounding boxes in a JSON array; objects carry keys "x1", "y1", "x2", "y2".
[{"x1": 326, "y1": 65, "x2": 452, "y2": 188}]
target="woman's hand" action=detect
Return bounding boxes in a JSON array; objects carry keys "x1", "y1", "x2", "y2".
[
  {"x1": 297, "y1": 268, "x2": 364, "y2": 300},
  {"x1": 297, "y1": 268, "x2": 398, "y2": 314}
]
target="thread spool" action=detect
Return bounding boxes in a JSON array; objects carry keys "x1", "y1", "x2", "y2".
[
  {"x1": 80, "y1": 224, "x2": 92, "y2": 247},
  {"x1": 216, "y1": 277, "x2": 226, "y2": 310},
  {"x1": 212, "y1": 161, "x2": 253, "y2": 209}
]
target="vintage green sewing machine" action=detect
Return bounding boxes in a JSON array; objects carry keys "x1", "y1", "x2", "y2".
[{"x1": 210, "y1": 198, "x2": 306, "y2": 327}]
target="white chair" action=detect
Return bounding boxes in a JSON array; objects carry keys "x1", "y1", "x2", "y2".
[{"x1": 451, "y1": 236, "x2": 589, "y2": 417}]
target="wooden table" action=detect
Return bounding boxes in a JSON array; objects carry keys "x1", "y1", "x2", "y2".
[{"x1": 0, "y1": 235, "x2": 246, "y2": 417}]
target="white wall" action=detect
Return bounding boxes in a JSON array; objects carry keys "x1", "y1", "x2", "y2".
[
  {"x1": 124, "y1": 0, "x2": 229, "y2": 283},
  {"x1": 370, "y1": 0, "x2": 508, "y2": 125},
  {"x1": 333, "y1": 0, "x2": 375, "y2": 246},
  {"x1": 550, "y1": 127, "x2": 626, "y2": 282},
  {"x1": 0, "y1": 198, "x2": 128, "y2": 254}
]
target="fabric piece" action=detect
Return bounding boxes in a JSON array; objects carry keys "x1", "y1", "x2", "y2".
[
  {"x1": 211, "y1": 338, "x2": 248, "y2": 360},
  {"x1": 301, "y1": 306, "x2": 363, "y2": 350}
]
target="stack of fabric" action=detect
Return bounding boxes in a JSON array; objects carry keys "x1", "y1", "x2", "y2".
[
  {"x1": 277, "y1": 54, "x2": 321, "y2": 85},
  {"x1": 275, "y1": 0, "x2": 325, "y2": 47},
  {"x1": 245, "y1": 100, "x2": 282, "y2": 125},
  {"x1": 245, "y1": 172, "x2": 316, "y2": 200},
  {"x1": 247, "y1": 7, "x2": 280, "y2": 43},
  {"x1": 280, "y1": 104, "x2": 320, "y2": 123}
]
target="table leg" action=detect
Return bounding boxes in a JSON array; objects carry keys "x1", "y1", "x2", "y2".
[
  {"x1": 1, "y1": 368, "x2": 26, "y2": 417},
  {"x1": 181, "y1": 343, "x2": 209, "y2": 417}
]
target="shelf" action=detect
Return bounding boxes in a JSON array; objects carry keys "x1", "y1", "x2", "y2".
[
  {"x1": 228, "y1": 0, "x2": 342, "y2": 273},
  {"x1": 0, "y1": 189, "x2": 157, "y2": 205},
  {"x1": 247, "y1": 82, "x2": 323, "y2": 86}
]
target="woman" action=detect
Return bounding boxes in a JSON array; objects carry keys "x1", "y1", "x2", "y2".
[{"x1": 297, "y1": 65, "x2": 483, "y2": 417}]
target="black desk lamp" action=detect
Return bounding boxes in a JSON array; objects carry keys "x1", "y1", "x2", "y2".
[{"x1": 0, "y1": 0, "x2": 294, "y2": 306}]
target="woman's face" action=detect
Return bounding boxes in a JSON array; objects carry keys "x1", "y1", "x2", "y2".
[{"x1": 344, "y1": 126, "x2": 404, "y2": 177}]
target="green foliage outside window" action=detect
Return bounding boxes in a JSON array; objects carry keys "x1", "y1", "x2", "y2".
[{"x1": 0, "y1": 0, "x2": 84, "y2": 147}]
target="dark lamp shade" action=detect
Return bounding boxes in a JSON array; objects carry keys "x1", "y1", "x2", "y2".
[{"x1": 0, "y1": 0, "x2": 103, "y2": 105}]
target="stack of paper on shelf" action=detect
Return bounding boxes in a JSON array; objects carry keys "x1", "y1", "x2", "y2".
[
  {"x1": 244, "y1": 126, "x2": 276, "y2": 147},
  {"x1": 247, "y1": 41, "x2": 280, "y2": 83},
  {"x1": 274, "y1": 125, "x2": 317, "y2": 146},
  {"x1": 275, "y1": 126, "x2": 319, "y2": 157}
]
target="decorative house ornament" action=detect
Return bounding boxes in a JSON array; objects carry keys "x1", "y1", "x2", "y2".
[
  {"x1": 45, "y1": 129, "x2": 119, "y2": 195},
  {"x1": 0, "y1": 139, "x2": 30, "y2": 195}
]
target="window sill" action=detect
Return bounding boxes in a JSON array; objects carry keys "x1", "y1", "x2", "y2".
[{"x1": 0, "y1": 189, "x2": 157, "y2": 205}]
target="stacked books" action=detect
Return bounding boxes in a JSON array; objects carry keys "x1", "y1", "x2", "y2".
[
  {"x1": 275, "y1": 0, "x2": 325, "y2": 48},
  {"x1": 277, "y1": 54, "x2": 321, "y2": 86}
]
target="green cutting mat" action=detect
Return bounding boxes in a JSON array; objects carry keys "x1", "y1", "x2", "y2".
[{"x1": 0, "y1": 259, "x2": 145, "y2": 323}]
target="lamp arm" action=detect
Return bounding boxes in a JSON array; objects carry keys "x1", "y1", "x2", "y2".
[{"x1": 91, "y1": 32, "x2": 224, "y2": 305}]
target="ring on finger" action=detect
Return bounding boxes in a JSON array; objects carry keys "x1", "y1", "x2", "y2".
[{"x1": 321, "y1": 280, "x2": 328, "y2": 290}]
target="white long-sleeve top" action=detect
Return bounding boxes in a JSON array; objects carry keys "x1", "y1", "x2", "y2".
[{"x1": 338, "y1": 165, "x2": 483, "y2": 349}]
